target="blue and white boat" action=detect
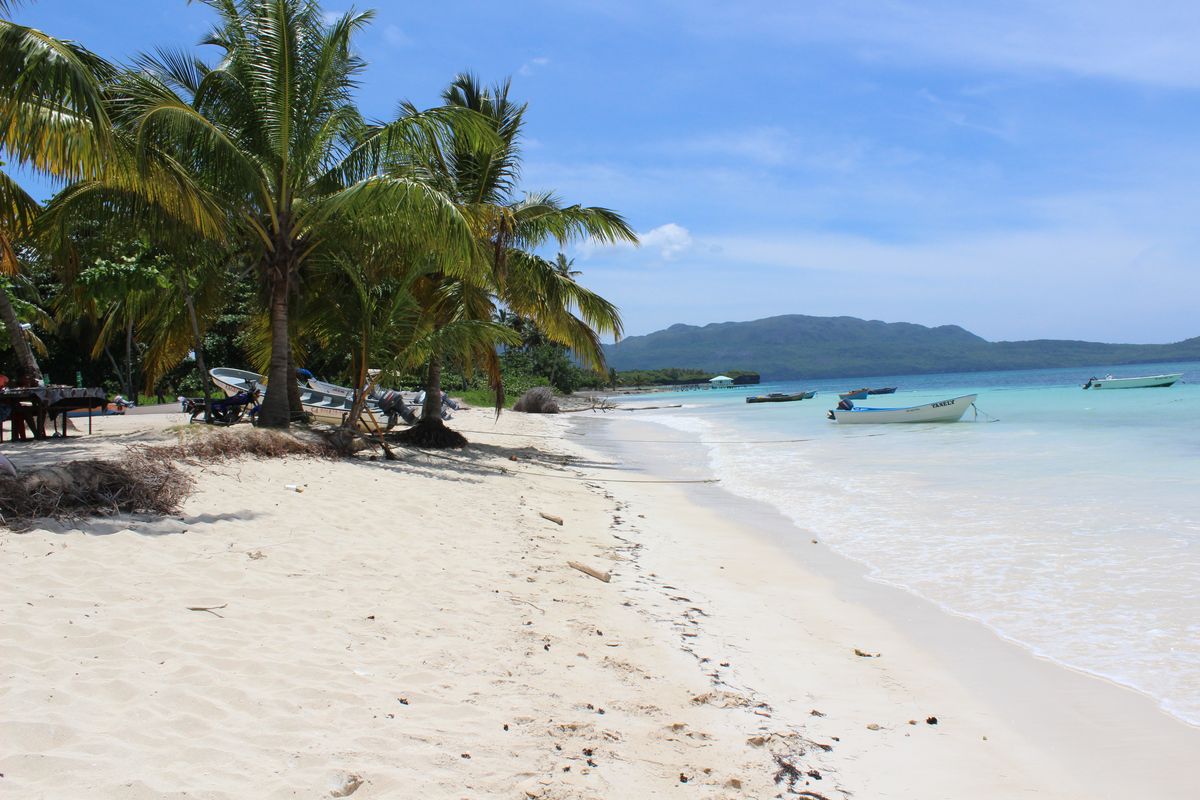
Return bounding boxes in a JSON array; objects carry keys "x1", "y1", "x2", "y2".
[{"x1": 828, "y1": 394, "x2": 977, "y2": 424}]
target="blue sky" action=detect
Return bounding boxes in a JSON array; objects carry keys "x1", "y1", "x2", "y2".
[{"x1": 11, "y1": 1, "x2": 1200, "y2": 343}]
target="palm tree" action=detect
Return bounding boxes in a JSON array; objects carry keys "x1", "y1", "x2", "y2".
[
  {"x1": 394, "y1": 74, "x2": 636, "y2": 446},
  {"x1": 52, "y1": 0, "x2": 486, "y2": 427},
  {"x1": 0, "y1": 5, "x2": 114, "y2": 384}
]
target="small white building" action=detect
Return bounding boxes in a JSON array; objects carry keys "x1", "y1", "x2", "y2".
[{"x1": 708, "y1": 375, "x2": 734, "y2": 388}]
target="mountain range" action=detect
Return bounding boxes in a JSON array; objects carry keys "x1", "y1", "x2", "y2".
[{"x1": 602, "y1": 315, "x2": 1200, "y2": 380}]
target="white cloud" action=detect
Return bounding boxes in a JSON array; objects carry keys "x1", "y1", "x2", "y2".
[
  {"x1": 574, "y1": 221, "x2": 693, "y2": 261},
  {"x1": 383, "y1": 24, "x2": 411, "y2": 47},
  {"x1": 639, "y1": 222, "x2": 693, "y2": 259},
  {"x1": 518, "y1": 56, "x2": 550, "y2": 77},
  {"x1": 677, "y1": 0, "x2": 1200, "y2": 88}
]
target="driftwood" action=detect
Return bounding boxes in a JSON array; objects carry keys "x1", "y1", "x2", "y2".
[
  {"x1": 568, "y1": 560, "x2": 611, "y2": 583},
  {"x1": 186, "y1": 603, "x2": 227, "y2": 617},
  {"x1": 539, "y1": 512, "x2": 564, "y2": 526}
]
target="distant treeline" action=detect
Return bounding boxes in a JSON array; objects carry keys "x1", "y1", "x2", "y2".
[{"x1": 613, "y1": 368, "x2": 760, "y2": 386}]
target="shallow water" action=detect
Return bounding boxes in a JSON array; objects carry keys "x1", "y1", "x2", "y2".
[{"x1": 617, "y1": 361, "x2": 1200, "y2": 725}]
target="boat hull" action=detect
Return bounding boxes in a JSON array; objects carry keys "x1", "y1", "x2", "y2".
[
  {"x1": 829, "y1": 394, "x2": 977, "y2": 424},
  {"x1": 1083, "y1": 373, "x2": 1182, "y2": 389},
  {"x1": 746, "y1": 391, "x2": 815, "y2": 403}
]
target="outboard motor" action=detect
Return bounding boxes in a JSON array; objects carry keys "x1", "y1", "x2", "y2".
[
  {"x1": 1083, "y1": 376, "x2": 1097, "y2": 390},
  {"x1": 377, "y1": 389, "x2": 417, "y2": 429}
]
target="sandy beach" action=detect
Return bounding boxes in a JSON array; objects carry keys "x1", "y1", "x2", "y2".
[{"x1": 2, "y1": 407, "x2": 1197, "y2": 798}]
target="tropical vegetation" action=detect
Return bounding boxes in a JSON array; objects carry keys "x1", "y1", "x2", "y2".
[{"x1": 0, "y1": 0, "x2": 636, "y2": 445}]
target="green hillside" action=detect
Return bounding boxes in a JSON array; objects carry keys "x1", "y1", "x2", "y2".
[{"x1": 602, "y1": 315, "x2": 1200, "y2": 379}]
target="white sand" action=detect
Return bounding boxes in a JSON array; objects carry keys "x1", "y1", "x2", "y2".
[{"x1": 2, "y1": 408, "x2": 1196, "y2": 798}]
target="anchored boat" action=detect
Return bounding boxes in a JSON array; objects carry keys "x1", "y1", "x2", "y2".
[
  {"x1": 746, "y1": 391, "x2": 815, "y2": 404},
  {"x1": 839, "y1": 387, "x2": 896, "y2": 399},
  {"x1": 1082, "y1": 373, "x2": 1182, "y2": 390},
  {"x1": 828, "y1": 394, "x2": 977, "y2": 424}
]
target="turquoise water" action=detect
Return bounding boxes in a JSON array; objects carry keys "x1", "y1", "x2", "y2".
[{"x1": 616, "y1": 361, "x2": 1200, "y2": 725}]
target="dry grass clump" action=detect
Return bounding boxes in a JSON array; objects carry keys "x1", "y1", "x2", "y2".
[
  {"x1": 0, "y1": 455, "x2": 193, "y2": 530},
  {"x1": 512, "y1": 386, "x2": 560, "y2": 414},
  {"x1": 0, "y1": 428, "x2": 340, "y2": 530},
  {"x1": 144, "y1": 427, "x2": 338, "y2": 464}
]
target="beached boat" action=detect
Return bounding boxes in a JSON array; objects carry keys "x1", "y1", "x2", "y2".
[
  {"x1": 1082, "y1": 373, "x2": 1182, "y2": 390},
  {"x1": 210, "y1": 367, "x2": 392, "y2": 427},
  {"x1": 828, "y1": 394, "x2": 977, "y2": 424},
  {"x1": 746, "y1": 391, "x2": 815, "y2": 404},
  {"x1": 867, "y1": 386, "x2": 897, "y2": 395}
]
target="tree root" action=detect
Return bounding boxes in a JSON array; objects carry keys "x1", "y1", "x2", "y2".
[{"x1": 391, "y1": 418, "x2": 467, "y2": 449}]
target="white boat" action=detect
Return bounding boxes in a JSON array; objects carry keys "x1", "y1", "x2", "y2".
[
  {"x1": 1082, "y1": 373, "x2": 1182, "y2": 390},
  {"x1": 210, "y1": 367, "x2": 398, "y2": 427},
  {"x1": 828, "y1": 394, "x2": 978, "y2": 424}
]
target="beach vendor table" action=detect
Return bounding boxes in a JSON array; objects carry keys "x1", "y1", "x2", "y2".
[{"x1": 0, "y1": 386, "x2": 108, "y2": 441}]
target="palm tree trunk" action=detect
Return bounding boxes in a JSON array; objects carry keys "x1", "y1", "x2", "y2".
[
  {"x1": 184, "y1": 293, "x2": 212, "y2": 423},
  {"x1": 286, "y1": 347, "x2": 304, "y2": 420},
  {"x1": 124, "y1": 317, "x2": 135, "y2": 400},
  {"x1": 395, "y1": 353, "x2": 466, "y2": 448},
  {"x1": 0, "y1": 283, "x2": 41, "y2": 386},
  {"x1": 258, "y1": 266, "x2": 291, "y2": 428}
]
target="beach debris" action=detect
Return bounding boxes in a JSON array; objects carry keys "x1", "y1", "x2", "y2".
[
  {"x1": 908, "y1": 719, "x2": 917, "y2": 725},
  {"x1": 0, "y1": 456, "x2": 191, "y2": 529},
  {"x1": 568, "y1": 560, "x2": 611, "y2": 583},
  {"x1": 539, "y1": 512, "x2": 564, "y2": 526},
  {"x1": 678, "y1": 773, "x2": 689, "y2": 783},
  {"x1": 866, "y1": 723, "x2": 881, "y2": 731},
  {"x1": 926, "y1": 716, "x2": 938, "y2": 725},
  {"x1": 810, "y1": 709, "x2": 826, "y2": 717},
  {"x1": 460, "y1": 753, "x2": 471, "y2": 759},
  {"x1": 772, "y1": 755, "x2": 803, "y2": 790},
  {"x1": 513, "y1": 387, "x2": 560, "y2": 414},
  {"x1": 853, "y1": 648, "x2": 880, "y2": 658},
  {"x1": 186, "y1": 603, "x2": 227, "y2": 618},
  {"x1": 247, "y1": 550, "x2": 267, "y2": 560},
  {"x1": 149, "y1": 427, "x2": 337, "y2": 463},
  {"x1": 397, "y1": 697, "x2": 409, "y2": 705},
  {"x1": 285, "y1": 484, "x2": 304, "y2": 493},
  {"x1": 329, "y1": 773, "x2": 363, "y2": 797}
]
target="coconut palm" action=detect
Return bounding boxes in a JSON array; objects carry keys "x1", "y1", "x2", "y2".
[
  {"x1": 51, "y1": 0, "x2": 487, "y2": 427},
  {"x1": 394, "y1": 74, "x2": 636, "y2": 446},
  {"x1": 0, "y1": 7, "x2": 114, "y2": 383}
]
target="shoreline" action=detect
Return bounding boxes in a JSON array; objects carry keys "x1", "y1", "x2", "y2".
[
  {"x1": 2, "y1": 408, "x2": 1196, "y2": 798},
  {"x1": 572, "y1": 409, "x2": 1199, "y2": 797}
]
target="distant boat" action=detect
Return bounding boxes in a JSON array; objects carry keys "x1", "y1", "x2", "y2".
[
  {"x1": 867, "y1": 387, "x2": 897, "y2": 395},
  {"x1": 828, "y1": 394, "x2": 977, "y2": 424},
  {"x1": 1082, "y1": 373, "x2": 1182, "y2": 390},
  {"x1": 841, "y1": 386, "x2": 898, "y2": 399},
  {"x1": 746, "y1": 391, "x2": 815, "y2": 404}
]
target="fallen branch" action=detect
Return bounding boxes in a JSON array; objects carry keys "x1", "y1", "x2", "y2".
[
  {"x1": 539, "y1": 512, "x2": 564, "y2": 526},
  {"x1": 568, "y1": 560, "x2": 611, "y2": 583},
  {"x1": 186, "y1": 603, "x2": 227, "y2": 618}
]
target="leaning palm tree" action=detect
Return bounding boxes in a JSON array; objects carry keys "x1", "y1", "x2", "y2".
[
  {"x1": 0, "y1": 7, "x2": 114, "y2": 383},
  {"x1": 54, "y1": 0, "x2": 486, "y2": 427},
  {"x1": 394, "y1": 74, "x2": 636, "y2": 446}
]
